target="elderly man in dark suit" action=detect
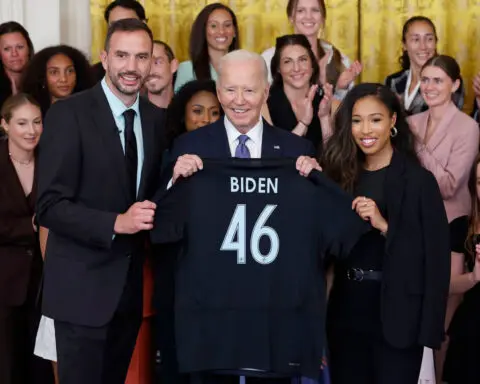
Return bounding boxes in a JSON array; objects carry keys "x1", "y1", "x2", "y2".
[
  {"x1": 171, "y1": 49, "x2": 319, "y2": 180},
  {"x1": 156, "y1": 49, "x2": 321, "y2": 384},
  {"x1": 36, "y1": 19, "x2": 166, "y2": 384}
]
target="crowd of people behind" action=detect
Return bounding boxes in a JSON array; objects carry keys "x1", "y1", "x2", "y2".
[{"x1": 1, "y1": 0, "x2": 480, "y2": 384}]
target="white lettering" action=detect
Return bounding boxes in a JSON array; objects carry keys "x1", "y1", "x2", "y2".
[
  {"x1": 230, "y1": 177, "x2": 239, "y2": 193},
  {"x1": 229, "y1": 177, "x2": 278, "y2": 194},
  {"x1": 246, "y1": 177, "x2": 256, "y2": 193}
]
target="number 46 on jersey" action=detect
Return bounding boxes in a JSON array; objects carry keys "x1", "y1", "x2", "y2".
[{"x1": 220, "y1": 204, "x2": 279, "y2": 265}]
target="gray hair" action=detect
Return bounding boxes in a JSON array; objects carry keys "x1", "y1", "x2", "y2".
[{"x1": 218, "y1": 49, "x2": 268, "y2": 85}]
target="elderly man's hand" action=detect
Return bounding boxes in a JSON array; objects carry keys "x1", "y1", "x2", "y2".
[
  {"x1": 172, "y1": 154, "x2": 203, "y2": 183},
  {"x1": 296, "y1": 156, "x2": 322, "y2": 177}
]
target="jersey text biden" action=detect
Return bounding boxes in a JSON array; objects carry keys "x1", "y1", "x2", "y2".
[{"x1": 230, "y1": 177, "x2": 279, "y2": 194}]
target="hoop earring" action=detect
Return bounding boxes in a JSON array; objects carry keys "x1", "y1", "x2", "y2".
[{"x1": 390, "y1": 126, "x2": 398, "y2": 138}]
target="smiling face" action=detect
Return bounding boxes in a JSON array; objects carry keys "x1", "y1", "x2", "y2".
[
  {"x1": 351, "y1": 96, "x2": 395, "y2": 159},
  {"x1": 403, "y1": 21, "x2": 437, "y2": 70},
  {"x1": 2, "y1": 102, "x2": 42, "y2": 152},
  {"x1": 101, "y1": 30, "x2": 152, "y2": 102},
  {"x1": 145, "y1": 43, "x2": 176, "y2": 95},
  {"x1": 205, "y1": 8, "x2": 236, "y2": 53},
  {"x1": 278, "y1": 44, "x2": 313, "y2": 89},
  {"x1": 184, "y1": 90, "x2": 221, "y2": 131},
  {"x1": 420, "y1": 65, "x2": 459, "y2": 108},
  {"x1": 217, "y1": 58, "x2": 268, "y2": 133},
  {"x1": 290, "y1": 0, "x2": 324, "y2": 38}
]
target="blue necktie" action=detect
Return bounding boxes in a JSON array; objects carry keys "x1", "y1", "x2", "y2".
[{"x1": 235, "y1": 135, "x2": 250, "y2": 158}]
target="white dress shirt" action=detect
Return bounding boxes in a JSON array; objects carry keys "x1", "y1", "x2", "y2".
[
  {"x1": 404, "y1": 69, "x2": 421, "y2": 111},
  {"x1": 224, "y1": 116, "x2": 263, "y2": 158}
]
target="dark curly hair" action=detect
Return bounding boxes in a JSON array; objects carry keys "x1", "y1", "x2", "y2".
[
  {"x1": 322, "y1": 83, "x2": 419, "y2": 193},
  {"x1": 190, "y1": 3, "x2": 240, "y2": 81},
  {"x1": 20, "y1": 45, "x2": 94, "y2": 116},
  {"x1": 166, "y1": 79, "x2": 223, "y2": 148}
]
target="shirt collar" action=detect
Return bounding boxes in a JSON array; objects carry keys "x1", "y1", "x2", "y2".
[
  {"x1": 224, "y1": 115, "x2": 263, "y2": 145},
  {"x1": 101, "y1": 77, "x2": 140, "y2": 120}
]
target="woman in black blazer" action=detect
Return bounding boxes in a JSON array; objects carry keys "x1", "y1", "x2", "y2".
[
  {"x1": 0, "y1": 93, "x2": 44, "y2": 384},
  {"x1": 322, "y1": 83, "x2": 450, "y2": 384}
]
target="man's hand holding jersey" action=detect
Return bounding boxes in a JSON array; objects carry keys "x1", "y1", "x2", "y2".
[{"x1": 172, "y1": 154, "x2": 321, "y2": 183}]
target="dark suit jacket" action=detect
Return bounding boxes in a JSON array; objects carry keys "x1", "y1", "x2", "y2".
[
  {"x1": 0, "y1": 139, "x2": 41, "y2": 306},
  {"x1": 376, "y1": 151, "x2": 450, "y2": 349},
  {"x1": 91, "y1": 62, "x2": 105, "y2": 83},
  {"x1": 37, "y1": 83, "x2": 166, "y2": 327},
  {"x1": 170, "y1": 118, "x2": 316, "y2": 160}
]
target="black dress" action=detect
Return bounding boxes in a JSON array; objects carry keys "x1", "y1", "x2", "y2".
[
  {"x1": 327, "y1": 167, "x2": 423, "y2": 384},
  {"x1": 443, "y1": 216, "x2": 480, "y2": 384},
  {"x1": 267, "y1": 83, "x2": 323, "y2": 157}
]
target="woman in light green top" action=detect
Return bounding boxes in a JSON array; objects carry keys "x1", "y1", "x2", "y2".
[{"x1": 174, "y1": 2, "x2": 240, "y2": 92}]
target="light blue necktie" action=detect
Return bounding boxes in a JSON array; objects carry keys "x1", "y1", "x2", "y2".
[{"x1": 235, "y1": 135, "x2": 251, "y2": 158}]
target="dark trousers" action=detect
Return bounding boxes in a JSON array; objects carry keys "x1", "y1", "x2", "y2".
[
  {"x1": 55, "y1": 258, "x2": 143, "y2": 384},
  {"x1": 327, "y1": 327, "x2": 423, "y2": 384},
  {"x1": 191, "y1": 373, "x2": 292, "y2": 384}
]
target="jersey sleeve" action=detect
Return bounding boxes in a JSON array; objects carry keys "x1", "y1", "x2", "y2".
[
  {"x1": 150, "y1": 178, "x2": 188, "y2": 244},
  {"x1": 310, "y1": 170, "x2": 370, "y2": 258}
]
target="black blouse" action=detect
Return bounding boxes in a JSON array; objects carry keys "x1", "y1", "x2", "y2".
[{"x1": 267, "y1": 83, "x2": 323, "y2": 157}]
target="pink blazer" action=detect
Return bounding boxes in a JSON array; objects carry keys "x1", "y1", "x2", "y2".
[{"x1": 408, "y1": 102, "x2": 479, "y2": 222}]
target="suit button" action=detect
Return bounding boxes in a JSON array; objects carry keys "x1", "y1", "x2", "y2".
[{"x1": 26, "y1": 249, "x2": 33, "y2": 256}]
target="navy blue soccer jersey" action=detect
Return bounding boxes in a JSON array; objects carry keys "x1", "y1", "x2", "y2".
[{"x1": 151, "y1": 159, "x2": 369, "y2": 378}]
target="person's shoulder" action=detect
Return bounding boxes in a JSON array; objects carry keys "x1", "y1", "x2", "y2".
[
  {"x1": 49, "y1": 87, "x2": 95, "y2": 113},
  {"x1": 267, "y1": 122, "x2": 313, "y2": 150},
  {"x1": 401, "y1": 153, "x2": 437, "y2": 186},
  {"x1": 177, "y1": 61, "x2": 194, "y2": 74},
  {"x1": 385, "y1": 69, "x2": 405, "y2": 85},
  {"x1": 173, "y1": 119, "x2": 222, "y2": 148},
  {"x1": 261, "y1": 46, "x2": 275, "y2": 60},
  {"x1": 407, "y1": 108, "x2": 427, "y2": 125},
  {"x1": 140, "y1": 95, "x2": 167, "y2": 115},
  {"x1": 454, "y1": 108, "x2": 479, "y2": 134}
]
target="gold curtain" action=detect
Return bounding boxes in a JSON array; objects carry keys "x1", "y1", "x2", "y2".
[
  {"x1": 360, "y1": 0, "x2": 480, "y2": 110},
  {"x1": 91, "y1": 0, "x2": 480, "y2": 110},
  {"x1": 89, "y1": 0, "x2": 358, "y2": 70}
]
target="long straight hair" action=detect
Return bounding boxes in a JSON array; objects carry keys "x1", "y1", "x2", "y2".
[{"x1": 189, "y1": 3, "x2": 240, "y2": 81}]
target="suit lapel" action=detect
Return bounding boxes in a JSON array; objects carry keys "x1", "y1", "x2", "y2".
[
  {"x1": 0, "y1": 141, "x2": 30, "y2": 214},
  {"x1": 137, "y1": 100, "x2": 154, "y2": 200},
  {"x1": 385, "y1": 151, "x2": 406, "y2": 252},
  {"x1": 210, "y1": 119, "x2": 232, "y2": 157},
  {"x1": 408, "y1": 90, "x2": 427, "y2": 115},
  {"x1": 261, "y1": 120, "x2": 283, "y2": 158},
  {"x1": 90, "y1": 84, "x2": 129, "y2": 204},
  {"x1": 424, "y1": 102, "x2": 458, "y2": 152}
]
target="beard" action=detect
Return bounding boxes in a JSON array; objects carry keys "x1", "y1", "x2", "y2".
[
  {"x1": 145, "y1": 75, "x2": 169, "y2": 95},
  {"x1": 109, "y1": 69, "x2": 144, "y2": 96}
]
